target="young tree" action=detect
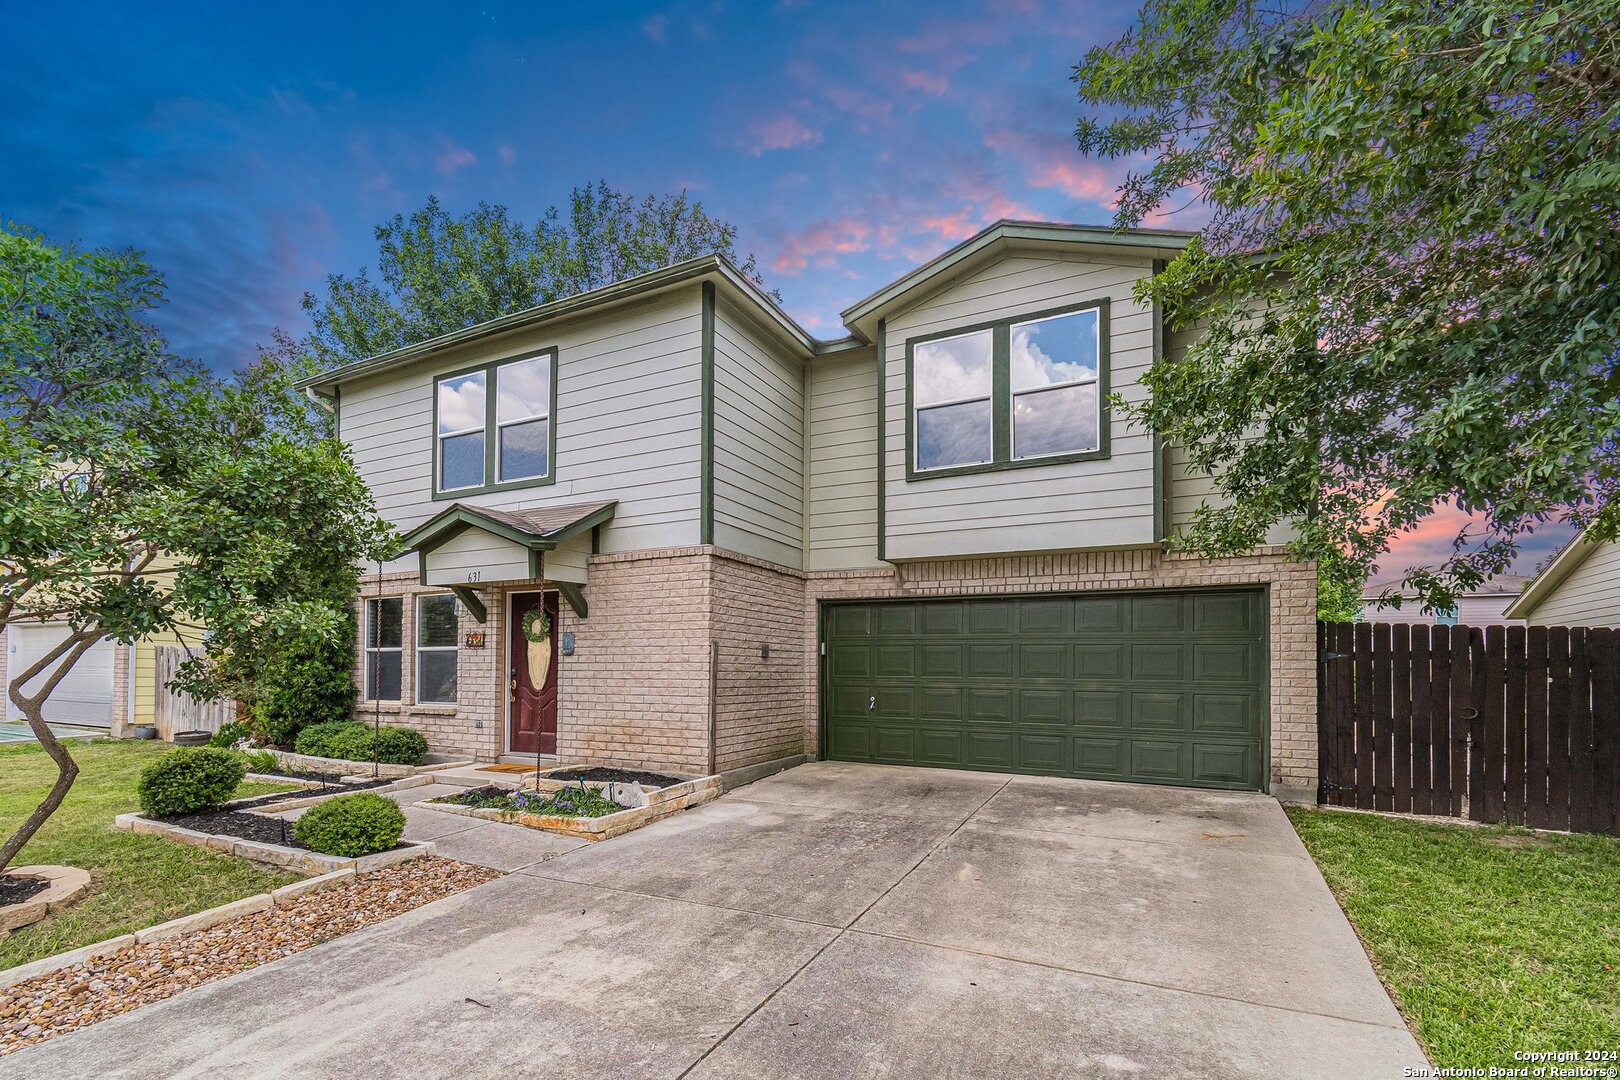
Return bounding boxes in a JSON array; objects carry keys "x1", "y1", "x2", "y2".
[
  {"x1": 0, "y1": 224, "x2": 394, "y2": 871},
  {"x1": 1073, "y1": 0, "x2": 1619, "y2": 610},
  {"x1": 300, "y1": 181, "x2": 773, "y2": 370}
]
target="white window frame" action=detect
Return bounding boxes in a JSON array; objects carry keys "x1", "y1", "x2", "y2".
[
  {"x1": 435, "y1": 370, "x2": 487, "y2": 493},
  {"x1": 414, "y1": 594, "x2": 460, "y2": 705},
  {"x1": 363, "y1": 597, "x2": 403, "y2": 702}
]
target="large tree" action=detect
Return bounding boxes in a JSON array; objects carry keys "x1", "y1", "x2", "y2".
[
  {"x1": 300, "y1": 181, "x2": 773, "y2": 370},
  {"x1": 0, "y1": 224, "x2": 393, "y2": 871},
  {"x1": 1073, "y1": 0, "x2": 1619, "y2": 610}
]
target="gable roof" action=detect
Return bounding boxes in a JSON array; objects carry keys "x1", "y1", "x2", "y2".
[
  {"x1": 1503, "y1": 526, "x2": 1607, "y2": 619},
  {"x1": 298, "y1": 256, "x2": 814, "y2": 395},
  {"x1": 1360, "y1": 573, "x2": 1533, "y2": 603},
  {"x1": 396, "y1": 500, "x2": 617, "y2": 559},
  {"x1": 839, "y1": 220, "x2": 1192, "y2": 341}
]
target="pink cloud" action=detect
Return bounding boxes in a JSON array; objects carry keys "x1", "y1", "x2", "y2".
[
  {"x1": 745, "y1": 114, "x2": 824, "y2": 155},
  {"x1": 900, "y1": 69, "x2": 949, "y2": 96},
  {"x1": 897, "y1": 19, "x2": 1009, "y2": 54},
  {"x1": 785, "y1": 61, "x2": 894, "y2": 127},
  {"x1": 984, "y1": 129, "x2": 1119, "y2": 203},
  {"x1": 498, "y1": 144, "x2": 517, "y2": 167},
  {"x1": 771, "y1": 217, "x2": 875, "y2": 275},
  {"x1": 918, "y1": 193, "x2": 1041, "y2": 243},
  {"x1": 435, "y1": 137, "x2": 477, "y2": 176},
  {"x1": 641, "y1": 14, "x2": 668, "y2": 42}
]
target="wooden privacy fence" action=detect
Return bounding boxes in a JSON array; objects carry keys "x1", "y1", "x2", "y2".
[
  {"x1": 153, "y1": 645, "x2": 236, "y2": 739},
  {"x1": 1317, "y1": 621, "x2": 1620, "y2": 836}
]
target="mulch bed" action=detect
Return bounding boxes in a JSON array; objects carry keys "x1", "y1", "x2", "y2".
[
  {"x1": 542, "y1": 766, "x2": 685, "y2": 788},
  {"x1": 0, "y1": 878, "x2": 49, "y2": 909},
  {"x1": 0, "y1": 857, "x2": 501, "y2": 1056},
  {"x1": 155, "y1": 809, "x2": 309, "y2": 849}
]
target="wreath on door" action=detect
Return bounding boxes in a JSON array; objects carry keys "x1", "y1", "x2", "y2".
[{"x1": 521, "y1": 607, "x2": 551, "y2": 642}]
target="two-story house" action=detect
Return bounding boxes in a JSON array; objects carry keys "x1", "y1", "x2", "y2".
[{"x1": 301, "y1": 221, "x2": 1318, "y2": 799}]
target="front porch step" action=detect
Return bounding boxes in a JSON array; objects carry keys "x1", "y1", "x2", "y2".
[{"x1": 498, "y1": 753, "x2": 559, "y2": 768}]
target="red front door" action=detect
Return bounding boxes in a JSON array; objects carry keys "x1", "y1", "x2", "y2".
[{"x1": 509, "y1": 592, "x2": 558, "y2": 755}]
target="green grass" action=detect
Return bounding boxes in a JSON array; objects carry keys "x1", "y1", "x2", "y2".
[
  {"x1": 1287, "y1": 806, "x2": 1620, "y2": 1067},
  {"x1": 0, "y1": 739, "x2": 302, "y2": 970}
]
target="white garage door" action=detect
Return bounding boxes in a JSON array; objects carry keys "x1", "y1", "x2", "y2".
[{"x1": 5, "y1": 625, "x2": 116, "y2": 728}]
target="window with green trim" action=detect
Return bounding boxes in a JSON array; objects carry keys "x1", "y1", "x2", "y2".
[
  {"x1": 909, "y1": 301, "x2": 1106, "y2": 476},
  {"x1": 433, "y1": 350, "x2": 556, "y2": 495}
]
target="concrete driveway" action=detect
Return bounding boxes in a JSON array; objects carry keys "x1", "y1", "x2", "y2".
[{"x1": 1, "y1": 762, "x2": 1425, "y2": 1078}]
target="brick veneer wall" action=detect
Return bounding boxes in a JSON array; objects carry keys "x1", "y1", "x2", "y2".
[
  {"x1": 554, "y1": 550, "x2": 714, "y2": 773},
  {"x1": 803, "y1": 547, "x2": 1319, "y2": 795},
  {"x1": 710, "y1": 552, "x2": 809, "y2": 774}
]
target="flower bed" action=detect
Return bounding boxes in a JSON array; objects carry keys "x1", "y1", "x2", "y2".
[
  {"x1": 423, "y1": 770, "x2": 722, "y2": 841},
  {"x1": 437, "y1": 783, "x2": 622, "y2": 818}
]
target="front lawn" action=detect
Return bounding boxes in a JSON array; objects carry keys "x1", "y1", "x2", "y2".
[
  {"x1": 0, "y1": 739, "x2": 301, "y2": 969},
  {"x1": 1287, "y1": 806, "x2": 1620, "y2": 1068}
]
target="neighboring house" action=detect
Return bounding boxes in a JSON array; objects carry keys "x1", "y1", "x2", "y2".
[
  {"x1": 0, "y1": 623, "x2": 203, "y2": 735},
  {"x1": 1358, "y1": 575, "x2": 1531, "y2": 627},
  {"x1": 1503, "y1": 526, "x2": 1620, "y2": 628},
  {"x1": 301, "y1": 220, "x2": 1319, "y2": 799}
]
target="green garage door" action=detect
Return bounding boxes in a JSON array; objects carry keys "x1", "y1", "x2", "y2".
[{"x1": 821, "y1": 589, "x2": 1267, "y2": 790}]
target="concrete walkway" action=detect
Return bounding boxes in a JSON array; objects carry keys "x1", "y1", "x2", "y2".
[{"x1": 1, "y1": 763, "x2": 1426, "y2": 1078}]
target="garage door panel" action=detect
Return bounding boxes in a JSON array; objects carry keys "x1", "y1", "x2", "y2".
[
  {"x1": 1018, "y1": 599, "x2": 1068, "y2": 634},
  {"x1": 1018, "y1": 689, "x2": 1067, "y2": 726},
  {"x1": 874, "y1": 646, "x2": 916, "y2": 678},
  {"x1": 1131, "y1": 643, "x2": 1189, "y2": 681},
  {"x1": 1075, "y1": 644, "x2": 1124, "y2": 677},
  {"x1": 1074, "y1": 691, "x2": 1126, "y2": 729},
  {"x1": 1132, "y1": 691, "x2": 1188, "y2": 731},
  {"x1": 1194, "y1": 694, "x2": 1254, "y2": 734},
  {"x1": 968, "y1": 689, "x2": 1012, "y2": 723},
  {"x1": 7, "y1": 625, "x2": 115, "y2": 728},
  {"x1": 828, "y1": 606, "x2": 872, "y2": 637},
  {"x1": 823, "y1": 590, "x2": 1265, "y2": 791},
  {"x1": 1073, "y1": 737, "x2": 1126, "y2": 776},
  {"x1": 1018, "y1": 643, "x2": 1067, "y2": 679},
  {"x1": 1016, "y1": 734, "x2": 1066, "y2": 773},
  {"x1": 967, "y1": 645, "x2": 1012, "y2": 678},
  {"x1": 966, "y1": 731, "x2": 1014, "y2": 769},
  {"x1": 1192, "y1": 743, "x2": 1254, "y2": 785}
]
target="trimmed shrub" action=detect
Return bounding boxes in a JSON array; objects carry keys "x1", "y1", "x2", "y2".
[
  {"x1": 254, "y1": 616, "x2": 359, "y2": 748},
  {"x1": 138, "y1": 747, "x2": 248, "y2": 817},
  {"x1": 294, "y1": 721, "x2": 427, "y2": 766},
  {"x1": 293, "y1": 793, "x2": 406, "y2": 857},
  {"x1": 209, "y1": 720, "x2": 256, "y2": 749}
]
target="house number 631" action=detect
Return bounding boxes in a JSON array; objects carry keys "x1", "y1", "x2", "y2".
[{"x1": 465, "y1": 571, "x2": 481, "y2": 583}]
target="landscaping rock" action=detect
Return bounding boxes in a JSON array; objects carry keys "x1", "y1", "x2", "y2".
[{"x1": 0, "y1": 858, "x2": 499, "y2": 1057}]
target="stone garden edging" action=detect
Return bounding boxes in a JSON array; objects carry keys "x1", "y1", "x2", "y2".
[
  {"x1": 0, "y1": 866, "x2": 360, "y2": 991},
  {"x1": 421, "y1": 773, "x2": 723, "y2": 840},
  {"x1": 0, "y1": 867, "x2": 92, "y2": 936},
  {"x1": 113, "y1": 813, "x2": 435, "y2": 876},
  {"x1": 240, "y1": 773, "x2": 435, "y2": 813},
  {"x1": 267, "y1": 750, "x2": 473, "y2": 781}
]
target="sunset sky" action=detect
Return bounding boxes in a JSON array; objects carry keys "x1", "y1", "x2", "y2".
[{"x1": 2, "y1": 0, "x2": 1572, "y2": 578}]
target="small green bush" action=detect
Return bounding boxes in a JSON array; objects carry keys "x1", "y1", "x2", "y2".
[
  {"x1": 209, "y1": 720, "x2": 255, "y2": 749},
  {"x1": 294, "y1": 721, "x2": 427, "y2": 766},
  {"x1": 137, "y1": 747, "x2": 248, "y2": 817},
  {"x1": 293, "y1": 793, "x2": 406, "y2": 857}
]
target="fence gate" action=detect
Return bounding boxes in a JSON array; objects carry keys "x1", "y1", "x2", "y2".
[
  {"x1": 1317, "y1": 622, "x2": 1620, "y2": 836},
  {"x1": 152, "y1": 646, "x2": 236, "y2": 740}
]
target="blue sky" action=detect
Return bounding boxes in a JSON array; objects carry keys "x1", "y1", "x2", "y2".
[
  {"x1": 4, "y1": 0, "x2": 1144, "y2": 364},
  {"x1": 2, "y1": 0, "x2": 1572, "y2": 578}
]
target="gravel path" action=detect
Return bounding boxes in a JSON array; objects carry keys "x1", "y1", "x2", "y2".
[{"x1": 0, "y1": 857, "x2": 500, "y2": 1057}]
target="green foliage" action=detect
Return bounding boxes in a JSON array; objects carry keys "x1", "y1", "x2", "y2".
[
  {"x1": 299, "y1": 182, "x2": 774, "y2": 370},
  {"x1": 1074, "y1": 0, "x2": 1619, "y2": 609},
  {"x1": 292, "y1": 793, "x2": 406, "y2": 857},
  {"x1": 208, "y1": 721, "x2": 256, "y2": 749},
  {"x1": 438, "y1": 781, "x2": 621, "y2": 818},
  {"x1": 236, "y1": 749, "x2": 279, "y2": 775},
  {"x1": 136, "y1": 747, "x2": 248, "y2": 817},
  {"x1": 294, "y1": 722, "x2": 427, "y2": 766}
]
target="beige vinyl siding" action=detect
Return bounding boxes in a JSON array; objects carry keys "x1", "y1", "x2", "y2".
[
  {"x1": 883, "y1": 253, "x2": 1158, "y2": 559},
  {"x1": 806, "y1": 347, "x2": 881, "y2": 570},
  {"x1": 710, "y1": 296, "x2": 806, "y2": 569},
  {"x1": 339, "y1": 289, "x2": 705, "y2": 574},
  {"x1": 423, "y1": 529, "x2": 531, "y2": 586},
  {"x1": 1359, "y1": 594, "x2": 1522, "y2": 627},
  {"x1": 545, "y1": 535, "x2": 590, "y2": 584},
  {"x1": 1528, "y1": 542, "x2": 1620, "y2": 627}
]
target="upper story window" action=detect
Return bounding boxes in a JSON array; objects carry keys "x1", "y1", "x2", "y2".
[
  {"x1": 908, "y1": 300, "x2": 1107, "y2": 477},
  {"x1": 433, "y1": 350, "x2": 557, "y2": 497}
]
